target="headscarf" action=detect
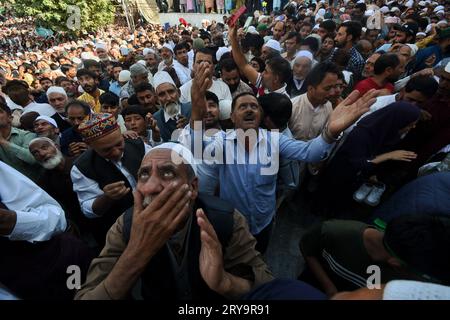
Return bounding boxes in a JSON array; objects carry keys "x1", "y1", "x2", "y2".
[{"x1": 352, "y1": 101, "x2": 421, "y2": 155}]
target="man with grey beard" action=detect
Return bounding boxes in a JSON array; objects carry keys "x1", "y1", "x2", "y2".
[
  {"x1": 152, "y1": 71, "x2": 191, "y2": 141},
  {"x1": 29, "y1": 137, "x2": 85, "y2": 231}
]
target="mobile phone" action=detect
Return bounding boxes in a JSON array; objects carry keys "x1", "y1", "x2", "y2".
[{"x1": 228, "y1": 6, "x2": 247, "y2": 28}]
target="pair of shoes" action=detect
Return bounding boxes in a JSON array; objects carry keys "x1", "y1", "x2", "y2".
[
  {"x1": 353, "y1": 183, "x2": 386, "y2": 207},
  {"x1": 353, "y1": 183, "x2": 373, "y2": 202}
]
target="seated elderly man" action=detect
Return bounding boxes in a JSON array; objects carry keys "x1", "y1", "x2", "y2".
[
  {"x1": 29, "y1": 137, "x2": 86, "y2": 233},
  {"x1": 0, "y1": 160, "x2": 92, "y2": 300},
  {"x1": 75, "y1": 142, "x2": 273, "y2": 300},
  {"x1": 71, "y1": 113, "x2": 151, "y2": 246}
]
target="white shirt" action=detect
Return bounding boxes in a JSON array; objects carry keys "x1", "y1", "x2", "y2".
[
  {"x1": 188, "y1": 50, "x2": 194, "y2": 69},
  {"x1": 173, "y1": 60, "x2": 192, "y2": 85},
  {"x1": 288, "y1": 93, "x2": 333, "y2": 141},
  {"x1": 22, "y1": 101, "x2": 56, "y2": 117},
  {"x1": 70, "y1": 144, "x2": 152, "y2": 218},
  {"x1": 4, "y1": 95, "x2": 22, "y2": 111},
  {"x1": 0, "y1": 161, "x2": 67, "y2": 242},
  {"x1": 270, "y1": 84, "x2": 289, "y2": 97},
  {"x1": 158, "y1": 60, "x2": 191, "y2": 86},
  {"x1": 179, "y1": 79, "x2": 232, "y2": 104}
]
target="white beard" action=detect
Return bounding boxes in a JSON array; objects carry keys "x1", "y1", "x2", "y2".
[
  {"x1": 41, "y1": 150, "x2": 64, "y2": 170},
  {"x1": 164, "y1": 102, "x2": 181, "y2": 119}
]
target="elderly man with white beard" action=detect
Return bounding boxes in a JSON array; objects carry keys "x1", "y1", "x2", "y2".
[
  {"x1": 46, "y1": 86, "x2": 72, "y2": 132},
  {"x1": 29, "y1": 137, "x2": 85, "y2": 232},
  {"x1": 152, "y1": 71, "x2": 191, "y2": 142}
]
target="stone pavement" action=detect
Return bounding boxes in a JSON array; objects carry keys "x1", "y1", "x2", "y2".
[{"x1": 263, "y1": 189, "x2": 322, "y2": 279}]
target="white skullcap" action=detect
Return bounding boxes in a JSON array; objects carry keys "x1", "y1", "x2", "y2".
[
  {"x1": 416, "y1": 32, "x2": 427, "y2": 37},
  {"x1": 46, "y1": 86, "x2": 67, "y2": 98},
  {"x1": 434, "y1": 5, "x2": 444, "y2": 12},
  {"x1": 356, "y1": 0, "x2": 365, "y2": 3},
  {"x1": 95, "y1": 42, "x2": 107, "y2": 51},
  {"x1": 405, "y1": 0, "x2": 414, "y2": 8},
  {"x1": 34, "y1": 115, "x2": 58, "y2": 128},
  {"x1": 137, "y1": 60, "x2": 147, "y2": 66},
  {"x1": 418, "y1": 1, "x2": 427, "y2": 6},
  {"x1": 445, "y1": 61, "x2": 450, "y2": 73},
  {"x1": 380, "y1": 6, "x2": 389, "y2": 13},
  {"x1": 80, "y1": 52, "x2": 93, "y2": 60},
  {"x1": 258, "y1": 15, "x2": 268, "y2": 23},
  {"x1": 153, "y1": 71, "x2": 175, "y2": 89},
  {"x1": 72, "y1": 57, "x2": 82, "y2": 65},
  {"x1": 162, "y1": 43, "x2": 174, "y2": 53},
  {"x1": 29, "y1": 136, "x2": 57, "y2": 147},
  {"x1": 391, "y1": 7, "x2": 400, "y2": 12},
  {"x1": 317, "y1": 8, "x2": 326, "y2": 16},
  {"x1": 150, "y1": 142, "x2": 197, "y2": 175},
  {"x1": 406, "y1": 44, "x2": 419, "y2": 57},
  {"x1": 219, "y1": 99, "x2": 232, "y2": 120},
  {"x1": 437, "y1": 20, "x2": 448, "y2": 26},
  {"x1": 294, "y1": 50, "x2": 313, "y2": 62},
  {"x1": 120, "y1": 47, "x2": 129, "y2": 56},
  {"x1": 264, "y1": 39, "x2": 282, "y2": 52},
  {"x1": 383, "y1": 280, "x2": 450, "y2": 300},
  {"x1": 247, "y1": 26, "x2": 259, "y2": 35},
  {"x1": 143, "y1": 48, "x2": 155, "y2": 56},
  {"x1": 216, "y1": 47, "x2": 231, "y2": 61},
  {"x1": 385, "y1": 16, "x2": 399, "y2": 24},
  {"x1": 118, "y1": 70, "x2": 131, "y2": 82}
]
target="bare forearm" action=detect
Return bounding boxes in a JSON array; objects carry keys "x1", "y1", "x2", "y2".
[
  {"x1": 103, "y1": 247, "x2": 152, "y2": 299},
  {"x1": 230, "y1": 34, "x2": 258, "y2": 84},
  {"x1": 370, "y1": 153, "x2": 389, "y2": 164},
  {"x1": 0, "y1": 208, "x2": 17, "y2": 236},
  {"x1": 190, "y1": 88, "x2": 207, "y2": 126}
]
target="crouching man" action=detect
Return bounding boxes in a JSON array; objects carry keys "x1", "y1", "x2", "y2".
[{"x1": 75, "y1": 142, "x2": 274, "y2": 300}]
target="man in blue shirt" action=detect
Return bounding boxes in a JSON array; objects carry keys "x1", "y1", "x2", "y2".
[
  {"x1": 414, "y1": 27, "x2": 450, "y2": 72},
  {"x1": 188, "y1": 62, "x2": 378, "y2": 253}
]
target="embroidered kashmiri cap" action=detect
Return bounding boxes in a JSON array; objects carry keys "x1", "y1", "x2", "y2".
[{"x1": 78, "y1": 113, "x2": 119, "y2": 143}]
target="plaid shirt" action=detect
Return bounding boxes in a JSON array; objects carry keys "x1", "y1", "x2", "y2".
[{"x1": 328, "y1": 47, "x2": 365, "y2": 81}]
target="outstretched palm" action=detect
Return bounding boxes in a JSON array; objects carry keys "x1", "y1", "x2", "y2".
[
  {"x1": 328, "y1": 89, "x2": 379, "y2": 137},
  {"x1": 197, "y1": 209, "x2": 227, "y2": 293}
]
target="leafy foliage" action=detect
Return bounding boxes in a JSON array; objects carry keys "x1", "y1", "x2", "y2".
[{"x1": 9, "y1": 0, "x2": 115, "y2": 31}]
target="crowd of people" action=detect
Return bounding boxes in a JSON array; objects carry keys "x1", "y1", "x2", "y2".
[{"x1": 0, "y1": 0, "x2": 449, "y2": 300}]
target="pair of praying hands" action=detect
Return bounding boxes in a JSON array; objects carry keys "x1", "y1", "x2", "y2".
[{"x1": 129, "y1": 184, "x2": 232, "y2": 296}]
